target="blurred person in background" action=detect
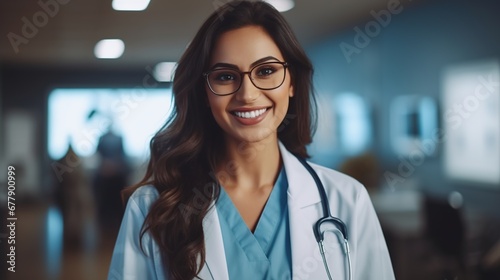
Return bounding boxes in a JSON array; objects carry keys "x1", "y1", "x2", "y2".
[
  {"x1": 93, "y1": 121, "x2": 130, "y2": 238},
  {"x1": 54, "y1": 144, "x2": 95, "y2": 248}
]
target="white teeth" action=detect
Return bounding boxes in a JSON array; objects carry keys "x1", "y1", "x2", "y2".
[{"x1": 234, "y1": 108, "x2": 267, "y2": 119}]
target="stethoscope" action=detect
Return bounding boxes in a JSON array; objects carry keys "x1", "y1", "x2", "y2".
[{"x1": 295, "y1": 155, "x2": 353, "y2": 280}]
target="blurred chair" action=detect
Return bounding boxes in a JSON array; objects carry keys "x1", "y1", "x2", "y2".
[
  {"x1": 339, "y1": 152, "x2": 380, "y2": 191},
  {"x1": 423, "y1": 192, "x2": 466, "y2": 279}
]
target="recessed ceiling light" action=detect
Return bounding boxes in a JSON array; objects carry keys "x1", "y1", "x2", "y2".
[
  {"x1": 94, "y1": 39, "x2": 125, "y2": 59},
  {"x1": 112, "y1": 0, "x2": 151, "y2": 11},
  {"x1": 154, "y1": 62, "x2": 177, "y2": 82},
  {"x1": 263, "y1": 0, "x2": 295, "y2": 12}
]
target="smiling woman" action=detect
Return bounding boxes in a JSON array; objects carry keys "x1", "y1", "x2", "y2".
[{"x1": 108, "y1": 1, "x2": 395, "y2": 280}]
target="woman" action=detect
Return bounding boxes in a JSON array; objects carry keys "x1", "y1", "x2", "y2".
[{"x1": 108, "y1": 1, "x2": 394, "y2": 280}]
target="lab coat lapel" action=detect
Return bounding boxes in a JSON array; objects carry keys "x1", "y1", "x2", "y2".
[
  {"x1": 279, "y1": 143, "x2": 330, "y2": 279},
  {"x1": 198, "y1": 205, "x2": 229, "y2": 280},
  {"x1": 279, "y1": 142, "x2": 321, "y2": 209}
]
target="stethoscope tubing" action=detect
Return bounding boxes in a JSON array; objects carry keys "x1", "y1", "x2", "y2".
[{"x1": 294, "y1": 155, "x2": 352, "y2": 280}]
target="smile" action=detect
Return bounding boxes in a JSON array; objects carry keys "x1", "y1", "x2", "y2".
[{"x1": 232, "y1": 108, "x2": 268, "y2": 119}]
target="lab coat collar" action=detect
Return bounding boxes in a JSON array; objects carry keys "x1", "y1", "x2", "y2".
[{"x1": 278, "y1": 141, "x2": 321, "y2": 209}]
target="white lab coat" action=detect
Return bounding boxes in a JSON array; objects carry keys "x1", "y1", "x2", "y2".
[{"x1": 108, "y1": 142, "x2": 395, "y2": 280}]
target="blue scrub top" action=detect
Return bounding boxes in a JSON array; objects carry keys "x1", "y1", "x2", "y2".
[{"x1": 216, "y1": 168, "x2": 292, "y2": 280}]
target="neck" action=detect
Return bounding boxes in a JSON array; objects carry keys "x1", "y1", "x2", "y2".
[{"x1": 216, "y1": 137, "x2": 281, "y2": 191}]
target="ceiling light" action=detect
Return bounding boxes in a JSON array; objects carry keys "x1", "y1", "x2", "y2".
[
  {"x1": 263, "y1": 0, "x2": 295, "y2": 12},
  {"x1": 112, "y1": 0, "x2": 151, "y2": 11},
  {"x1": 154, "y1": 62, "x2": 177, "y2": 82},
  {"x1": 94, "y1": 39, "x2": 125, "y2": 59}
]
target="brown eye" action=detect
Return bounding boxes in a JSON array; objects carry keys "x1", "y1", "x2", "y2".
[
  {"x1": 210, "y1": 69, "x2": 239, "y2": 84},
  {"x1": 255, "y1": 66, "x2": 277, "y2": 77}
]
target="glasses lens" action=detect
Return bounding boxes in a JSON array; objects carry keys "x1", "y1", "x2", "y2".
[
  {"x1": 207, "y1": 69, "x2": 241, "y2": 95},
  {"x1": 206, "y1": 62, "x2": 286, "y2": 95},
  {"x1": 251, "y1": 62, "x2": 286, "y2": 90}
]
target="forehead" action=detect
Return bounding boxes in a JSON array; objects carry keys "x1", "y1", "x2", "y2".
[{"x1": 210, "y1": 25, "x2": 285, "y2": 67}]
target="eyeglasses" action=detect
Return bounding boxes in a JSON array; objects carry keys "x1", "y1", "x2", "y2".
[{"x1": 203, "y1": 61, "x2": 288, "y2": 96}]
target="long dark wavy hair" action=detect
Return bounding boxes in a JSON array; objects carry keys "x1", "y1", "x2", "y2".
[{"x1": 124, "y1": 1, "x2": 316, "y2": 279}]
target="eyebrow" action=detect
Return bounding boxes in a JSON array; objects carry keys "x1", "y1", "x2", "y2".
[{"x1": 209, "y1": 56, "x2": 280, "y2": 70}]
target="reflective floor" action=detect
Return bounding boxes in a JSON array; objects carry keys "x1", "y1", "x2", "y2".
[
  {"x1": 5, "y1": 198, "x2": 499, "y2": 280},
  {"x1": 7, "y1": 202, "x2": 115, "y2": 280}
]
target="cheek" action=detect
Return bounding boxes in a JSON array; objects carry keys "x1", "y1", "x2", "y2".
[
  {"x1": 270, "y1": 91, "x2": 292, "y2": 123},
  {"x1": 207, "y1": 94, "x2": 221, "y2": 110},
  {"x1": 206, "y1": 93, "x2": 230, "y2": 120}
]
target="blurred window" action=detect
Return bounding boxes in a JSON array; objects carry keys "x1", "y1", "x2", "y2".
[
  {"x1": 48, "y1": 88, "x2": 173, "y2": 160},
  {"x1": 442, "y1": 60, "x2": 500, "y2": 186},
  {"x1": 335, "y1": 93, "x2": 372, "y2": 156}
]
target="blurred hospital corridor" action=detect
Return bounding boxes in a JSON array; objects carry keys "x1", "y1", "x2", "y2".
[{"x1": 1, "y1": 0, "x2": 500, "y2": 279}]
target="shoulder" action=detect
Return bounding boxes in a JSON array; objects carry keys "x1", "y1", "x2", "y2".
[
  {"x1": 131, "y1": 184, "x2": 160, "y2": 199},
  {"x1": 127, "y1": 185, "x2": 160, "y2": 216},
  {"x1": 279, "y1": 142, "x2": 367, "y2": 202}
]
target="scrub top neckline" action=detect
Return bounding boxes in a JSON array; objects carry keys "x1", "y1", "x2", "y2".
[{"x1": 216, "y1": 167, "x2": 288, "y2": 261}]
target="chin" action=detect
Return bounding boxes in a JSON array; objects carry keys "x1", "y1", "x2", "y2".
[{"x1": 230, "y1": 130, "x2": 277, "y2": 145}]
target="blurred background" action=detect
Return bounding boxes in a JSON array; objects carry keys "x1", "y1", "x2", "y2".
[{"x1": 0, "y1": 0, "x2": 499, "y2": 279}]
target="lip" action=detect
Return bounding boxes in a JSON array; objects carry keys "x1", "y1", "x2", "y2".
[
  {"x1": 229, "y1": 106, "x2": 271, "y2": 125},
  {"x1": 230, "y1": 106, "x2": 270, "y2": 112}
]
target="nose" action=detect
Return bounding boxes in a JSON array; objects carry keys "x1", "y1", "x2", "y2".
[{"x1": 235, "y1": 73, "x2": 259, "y2": 103}]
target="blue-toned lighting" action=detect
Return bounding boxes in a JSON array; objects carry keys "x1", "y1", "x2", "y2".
[
  {"x1": 45, "y1": 207, "x2": 63, "y2": 279},
  {"x1": 335, "y1": 93, "x2": 371, "y2": 155},
  {"x1": 48, "y1": 88, "x2": 173, "y2": 160}
]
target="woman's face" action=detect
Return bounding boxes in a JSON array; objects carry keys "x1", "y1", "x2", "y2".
[{"x1": 206, "y1": 25, "x2": 294, "y2": 145}]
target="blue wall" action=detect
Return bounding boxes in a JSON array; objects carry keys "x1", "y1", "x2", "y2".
[{"x1": 306, "y1": 0, "x2": 500, "y2": 212}]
